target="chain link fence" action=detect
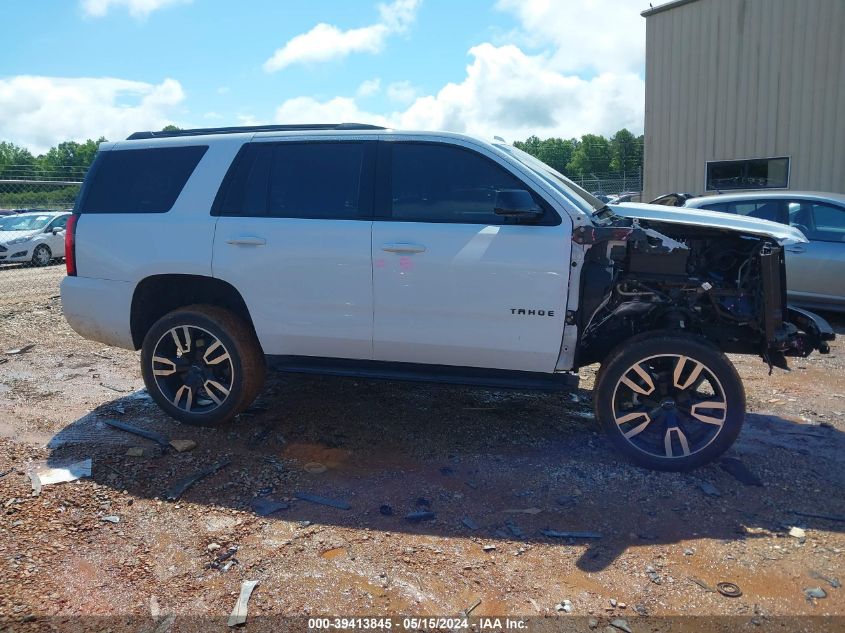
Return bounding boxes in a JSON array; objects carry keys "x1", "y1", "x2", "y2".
[
  {"x1": 569, "y1": 170, "x2": 643, "y2": 200},
  {"x1": 0, "y1": 176, "x2": 81, "y2": 306}
]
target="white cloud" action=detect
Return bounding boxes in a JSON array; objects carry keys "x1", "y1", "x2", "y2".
[
  {"x1": 203, "y1": 111, "x2": 224, "y2": 120},
  {"x1": 495, "y1": 0, "x2": 645, "y2": 74},
  {"x1": 272, "y1": 43, "x2": 643, "y2": 142},
  {"x1": 81, "y1": 0, "x2": 189, "y2": 19},
  {"x1": 263, "y1": 0, "x2": 421, "y2": 72},
  {"x1": 356, "y1": 78, "x2": 382, "y2": 98},
  {"x1": 0, "y1": 76, "x2": 185, "y2": 154},
  {"x1": 386, "y1": 80, "x2": 418, "y2": 104}
]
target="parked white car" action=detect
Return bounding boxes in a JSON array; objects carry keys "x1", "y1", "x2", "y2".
[
  {"x1": 60, "y1": 124, "x2": 834, "y2": 470},
  {"x1": 0, "y1": 211, "x2": 71, "y2": 266}
]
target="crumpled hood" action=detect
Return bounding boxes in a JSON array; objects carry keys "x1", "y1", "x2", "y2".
[{"x1": 612, "y1": 202, "x2": 808, "y2": 244}]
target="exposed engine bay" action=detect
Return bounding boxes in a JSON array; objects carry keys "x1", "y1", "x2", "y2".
[{"x1": 572, "y1": 217, "x2": 834, "y2": 368}]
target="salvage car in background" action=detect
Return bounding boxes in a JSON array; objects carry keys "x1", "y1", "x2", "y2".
[
  {"x1": 0, "y1": 211, "x2": 71, "y2": 266},
  {"x1": 681, "y1": 192, "x2": 845, "y2": 312}
]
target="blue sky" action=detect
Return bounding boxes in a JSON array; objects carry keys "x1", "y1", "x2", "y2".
[{"x1": 2, "y1": 0, "x2": 647, "y2": 153}]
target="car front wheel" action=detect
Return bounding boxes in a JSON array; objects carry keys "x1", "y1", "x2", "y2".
[
  {"x1": 31, "y1": 244, "x2": 51, "y2": 266},
  {"x1": 594, "y1": 333, "x2": 745, "y2": 471},
  {"x1": 140, "y1": 305, "x2": 265, "y2": 426}
]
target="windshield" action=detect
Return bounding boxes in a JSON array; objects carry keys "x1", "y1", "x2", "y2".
[
  {"x1": 494, "y1": 143, "x2": 607, "y2": 215},
  {"x1": 0, "y1": 215, "x2": 52, "y2": 231}
]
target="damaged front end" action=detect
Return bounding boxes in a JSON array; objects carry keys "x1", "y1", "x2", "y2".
[{"x1": 572, "y1": 215, "x2": 835, "y2": 369}]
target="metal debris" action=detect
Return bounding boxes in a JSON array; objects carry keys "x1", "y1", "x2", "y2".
[
  {"x1": 689, "y1": 576, "x2": 717, "y2": 593},
  {"x1": 541, "y1": 529, "x2": 602, "y2": 539},
  {"x1": 791, "y1": 510, "x2": 845, "y2": 523},
  {"x1": 610, "y1": 618, "x2": 632, "y2": 633},
  {"x1": 169, "y1": 439, "x2": 196, "y2": 452},
  {"x1": 103, "y1": 419, "x2": 170, "y2": 448},
  {"x1": 294, "y1": 492, "x2": 351, "y2": 510},
  {"x1": 207, "y1": 545, "x2": 239, "y2": 570},
  {"x1": 126, "y1": 447, "x2": 145, "y2": 457},
  {"x1": 461, "y1": 598, "x2": 481, "y2": 617},
  {"x1": 165, "y1": 458, "x2": 232, "y2": 501},
  {"x1": 809, "y1": 570, "x2": 841, "y2": 589},
  {"x1": 697, "y1": 480, "x2": 721, "y2": 497},
  {"x1": 405, "y1": 510, "x2": 436, "y2": 522},
  {"x1": 5, "y1": 344, "x2": 34, "y2": 355},
  {"x1": 804, "y1": 587, "x2": 827, "y2": 601},
  {"x1": 788, "y1": 526, "x2": 806, "y2": 538},
  {"x1": 251, "y1": 497, "x2": 290, "y2": 517},
  {"x1": 101, "y1": 515, "x2": 120, "y2": 523},
  {"x1": 482, "y1": 544, "x2": 496, "y2": 552},
  {"x1": 717, "y1": 582, "x2": 743, "y2": 598},
  {"x1": 720, "y1": 457, "x2": 763, "y2": 486},
  {"x1": 228, "y1": 579, "x2": 259, "y2": 627},
  {"x1": 28, "y1": 458, "x2": 92, "y2": 495},
  {"x1": 462, "y1": 517, "x2": 480, "y2": 531}
]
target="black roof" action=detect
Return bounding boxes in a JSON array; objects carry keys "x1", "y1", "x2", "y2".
[{"x1": 127, "y1": 123, "x2": 386, "y2": 140}]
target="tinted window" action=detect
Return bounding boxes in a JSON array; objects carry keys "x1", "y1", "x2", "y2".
[
  {"x1": 788, "y1": 201, "x2": 845, "y2": 242},
  {"x1": 390, "y1": 143, "x2": 544, "y2": 224},
  {"x1": 218, "y1": 144, "x2": 273, "y2": 216},
  {"x1": 48, "y1": 215, "x2": 69, "y2": 230},
  {"x1": 705, "y1": 157, "x2": 789, "y2": 191},
  {"x1": 267, "y1": 143, "x2": 365, "y2": 219},
  {"x1": 80, "y1": 146, "x2": 207, "y2": 213}
]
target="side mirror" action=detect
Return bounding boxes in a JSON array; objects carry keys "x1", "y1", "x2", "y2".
[
  {"x1": 52, "y1": 227, "x2": 64, "y2": 235},
  {"x1": 494, "y1": 189, "x2": 543, "y2": 220}
]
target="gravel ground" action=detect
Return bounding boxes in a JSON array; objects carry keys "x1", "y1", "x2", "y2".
[{"x1": 1, "y1": 264, "x2": 843, "y2": 632}]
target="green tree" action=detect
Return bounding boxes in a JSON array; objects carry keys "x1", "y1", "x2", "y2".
[
  {"x1": 567, "y1": 134, "x2": 611, "y2": 176},
  {"x1": 38, "y1": 138, "x2": 104, "y2": 174},
  {"x1": 513, "y1": 135, "x2": 542, "y2": 156},
  {"x1": 609, "y1": 128, "x2": 643, "y2": 173},
  {"x1": 161, "y1": 124, "x2": 182, "y2": 132},
  {"x1": 0, "y1": 141, "x2": 36, "y2": 177}
]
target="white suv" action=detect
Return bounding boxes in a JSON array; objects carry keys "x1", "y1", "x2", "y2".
[{"x1": 60, "y1": 124, "x2": 834, "y2": 470}]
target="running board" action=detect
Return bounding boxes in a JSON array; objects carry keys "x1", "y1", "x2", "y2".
[{"x1": 265, "y1": 356, "x2": 579, "y2": 392}]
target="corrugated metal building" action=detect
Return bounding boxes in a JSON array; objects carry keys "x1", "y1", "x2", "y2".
[{"x1": 642, "y1": 0, "x2": 845, "y2": 200}]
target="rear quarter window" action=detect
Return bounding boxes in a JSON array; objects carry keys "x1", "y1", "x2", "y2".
[{"x1": 79, "y1": 145, "x2": 208, "y2": 213}]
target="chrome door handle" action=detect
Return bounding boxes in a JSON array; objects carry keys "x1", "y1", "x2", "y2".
[
  {"x1": 227, "y1": 236, "x2": 266, "y2": 246},
  {"x1": 785, "y1": 245, "x2": 805, "y2": 253},
  {"x1": 382, "y1": 243, "x2": 426, "y2": 254}
]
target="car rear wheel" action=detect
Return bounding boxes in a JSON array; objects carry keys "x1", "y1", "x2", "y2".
[
  {"x1": 31, "y1": 244, "x2": 51, "y2": 267},
  {"x1": 594, "y1": 333, "x2": 745, "y2": 471},
  {"x1": 140, "y1": 305, "x2": 265, "y2": 426}
]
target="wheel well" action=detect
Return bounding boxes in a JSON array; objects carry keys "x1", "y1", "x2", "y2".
[{"x1": 130, "y1": 275, "x2": 258, "y2": 350}]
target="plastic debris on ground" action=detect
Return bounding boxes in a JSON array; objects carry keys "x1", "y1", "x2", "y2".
[
  {"x1": 294, "y1": 492, "x2": 351, "y2": 510},
  {"x1": 27, "y1": 458, "x2": 92, "y2": 495},
  {"x1": 165, "y1": 458, "x2": 232, "y2": 501},
  {"x1": 228, "y1": 579, "x2": 259, "y2": 627}
]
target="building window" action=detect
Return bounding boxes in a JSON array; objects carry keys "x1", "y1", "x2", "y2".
[{"x1": 705, "y1": 157, "x2": 789, "y2": 191}]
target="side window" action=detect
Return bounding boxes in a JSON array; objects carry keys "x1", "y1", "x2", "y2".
[
  {"x1": 389, "y1": 143, "x2": 550, "y2": 224},
  {"x1": 702, "y1": 200, "x2": 784, "y2": 223},
  {"x1": 47, "y1": 215, "x2": 69, "y2": 231},
  {"x1": 788, "y1": 201, "x2": 845, "y2": 242},
  {"x1": 80, "y1": 146, "x2": 208, "y2": 213},
  {"x1": 267, "y1": 143, "x2": 366, "y2": 219}
]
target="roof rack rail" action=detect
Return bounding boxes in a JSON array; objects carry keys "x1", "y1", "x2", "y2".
[{"x1": 126, "y1": 123, "x2": 386, "y2": 140}]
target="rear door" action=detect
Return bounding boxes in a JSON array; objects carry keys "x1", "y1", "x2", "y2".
[
  {"x1": 784, "y1": 200, "x2": 845, "y2": 306},
  {"x1": 212, "y1": 139, "x2": 376, "y2": 359},
  {"x1": 371, "y1": 139, "x2": 570, "y2": 372}
]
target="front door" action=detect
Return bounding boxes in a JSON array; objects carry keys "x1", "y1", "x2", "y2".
[
  {"x1": 371, "y1": 140, "x2": 570, "y2": 372},
  {"x1": 212, "y1": 140, "x2": 376, "y2": 359},
  {"x1": 785, "y1": 199, "x2": 845, "y2": 307}
]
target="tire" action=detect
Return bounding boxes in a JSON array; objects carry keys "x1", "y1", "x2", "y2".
[
  {"x1": 31, "y1": 244, "x2": 51, "y2": 267},
  {"x1": 140, "y1": 304, "x2": 265, "y2": 426},
  {"x1": 594, "y1": 333, "x2": 745, "y2": 471}
]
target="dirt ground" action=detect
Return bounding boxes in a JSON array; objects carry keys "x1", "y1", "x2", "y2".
[{"x1": 1, "y1": 263, "x2": 843, "y2": 632}]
